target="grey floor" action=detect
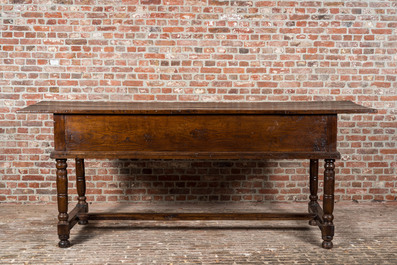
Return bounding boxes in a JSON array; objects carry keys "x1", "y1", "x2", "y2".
[{"x1": 1, "y1": 201, "x2": 396, "y2": 264}]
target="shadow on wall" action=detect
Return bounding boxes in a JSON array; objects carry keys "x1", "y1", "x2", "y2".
[{"x1": 72, "y1": 159, "x2": 316, "y2": 203}]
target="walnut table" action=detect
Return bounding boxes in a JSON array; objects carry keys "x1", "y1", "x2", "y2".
[{"x1": 18, "y1": 101, "x2": 376, "y2": 249}]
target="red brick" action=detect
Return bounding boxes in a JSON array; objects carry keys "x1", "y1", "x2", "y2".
[
  {"x1": 134, "y1": 94, "x2": 155, "y2": 100},
  {"x1": 368, "y1": 162, "x2": 389, "y2": 167},
  {"x1": 45, "y1": 12, "x2": 63, "y2": 18},
  {"x1": 209, "y1": 28, "x2": 230, "y2": 33},
  {"x1": 141, "y1": 0, "x2": 161, "y2": 4},
  {"x1": 256, "y1": 1, "x2": 276, "y2": 6},
  {"x1": 163, "y1": 27, "x2": 184, "y2": 32}
]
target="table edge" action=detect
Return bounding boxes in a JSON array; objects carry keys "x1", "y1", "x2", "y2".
[
  {"x1": 17, "y1": 100, "x2": 377, "y2": 115},
  {"x1": 50, "y1": 151, "x2": 342, "y2": 160}
]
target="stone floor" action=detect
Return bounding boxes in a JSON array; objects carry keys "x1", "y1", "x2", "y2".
[{"x1": 0, "y1": 201, "x2": 396, "y2": 264}]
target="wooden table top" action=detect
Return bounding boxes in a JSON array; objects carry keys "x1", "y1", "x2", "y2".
[{"x1": 18, "y1": 101, "x2": 376, "y2": 115}]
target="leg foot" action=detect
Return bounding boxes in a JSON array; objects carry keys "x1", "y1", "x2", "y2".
[
  {"x1": 58, "y1": 239, "x2": 71, "y2": 248},
  {"x1": 322, "y1": 240, "x2": 333, "y2": 249}
]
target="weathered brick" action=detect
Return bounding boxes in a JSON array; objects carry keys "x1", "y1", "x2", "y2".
[
  {"x1": 65, "y1": 39, "x2": 87, "y2": 45},
  {"x1": 209, "y1": 27, "x2": 230, "y2": 33}
]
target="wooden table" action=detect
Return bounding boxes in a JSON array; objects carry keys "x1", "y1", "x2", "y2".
[{"x1": 19, "y1": 101, "x2": 376, "y2": 249}]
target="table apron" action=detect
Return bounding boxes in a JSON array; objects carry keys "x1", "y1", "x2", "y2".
[{"x1": 53, "y1": 114, "x2": 337, "y2": 155}]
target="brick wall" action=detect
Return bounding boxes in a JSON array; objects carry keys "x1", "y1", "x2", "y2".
[{"x1": 0, "y1": 0, "x2": 396, "y2": 203}]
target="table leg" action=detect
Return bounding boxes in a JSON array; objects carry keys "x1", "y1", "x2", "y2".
[
  {"x1": 322, "y1": 159, "x2": 335, "y2": 249},
  {"x1": 56, "y1": 159, "x2": 71, "y2": 248},
  {"x1": 76, "y1": 158, "x2": 88, "y2": 225},
  {"x1": 308, "y1": 159, "x2": 319, "y2": 226}
]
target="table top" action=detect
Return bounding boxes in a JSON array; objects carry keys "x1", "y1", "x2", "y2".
[{"x1": 18, "y1": 101, "x2": 376, "y2": 115}]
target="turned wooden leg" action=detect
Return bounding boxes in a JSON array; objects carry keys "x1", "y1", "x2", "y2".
[
  {"x1": 76, "y1": 158, "x2": 88, "y2": 225},
  {"x1": 308, "y1": 159, "x2": 319, "y2": 226},
  {"x1": 56, "y1": 159, "x2": 71, "y2": 248},
  {"x1": 322, "y1": 159, "x2": 335, "y2": 249}
]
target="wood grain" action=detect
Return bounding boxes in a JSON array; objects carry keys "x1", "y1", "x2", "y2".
[{"x1": 61, "y1": 114, "x2": 332, "y2": 153}]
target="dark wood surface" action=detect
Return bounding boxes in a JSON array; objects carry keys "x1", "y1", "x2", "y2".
[
  {"x1": 322, "y1": 159, "x2": 336, "y2": 249},
  {"x1": 83, "y1": 212, "x2": 316, "y2": 221},
  {"x1": 55, "y1": 159, "x2": 70, "y2": 248},
  {"x1": 308, "y1": 159, "x2": 319, "y2": 226},
  {"x1": 50, "y1": 151, "x2": 341, "y2": 159},
  {"x1": 18, "y1": 100, "x2": 376, "y2": 115},
  {"x1": 50, "y1": 113, "x2": 338, "y2": 159},
  {"x1": 18, "y1": 101, "x2": 377, "y2": 249},
  {"x1": 62, "y1": 115, "x2": 331, "y2": 152}
]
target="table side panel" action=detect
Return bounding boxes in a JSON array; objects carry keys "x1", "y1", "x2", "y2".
[
  {"x1": 57, "y1": 114, "x2": 333, "y2": 154},
  {"x1": 54, "y1": 114, "x2": 66, "y2": 151},
  {"x1": 326, "y1": 115, "x2": 337, "y2": 152}
]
